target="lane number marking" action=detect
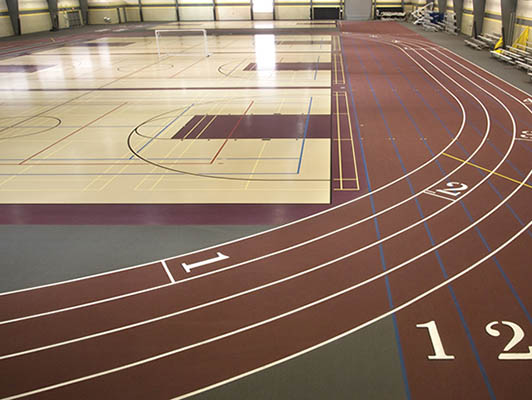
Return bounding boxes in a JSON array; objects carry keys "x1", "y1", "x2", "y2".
[
  {"x1": 418, "y1": 320, "x2": 531, "y2": 361},
  {"x1": 486, "y1": 321, "x2": 532, "y2": 360},
  {"x1": 181, "y1": 252, "x2": 229, "y2": 273},
  {"x1": 416, "y1": 321, "x2": 456, "y2": 360},
  {"x1": 435, "y1": 182, "x2": 468, "y2": 198},
  {"x1": 424, "y1": 182, "x2": 468, "y2": 201},
  {"x1": 517, "y1": 131, "x2": 532, "y2": 142}
]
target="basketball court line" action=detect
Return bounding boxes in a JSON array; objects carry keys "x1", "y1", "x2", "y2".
[
  {"x1": 129, "y1": 104, "x2": 194, "y2": 159},
  {"x1": 15, "y1": 102, "x2": 126, "y2": 164}
]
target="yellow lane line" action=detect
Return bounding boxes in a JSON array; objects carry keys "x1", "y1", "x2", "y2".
[
  {"x1": 336, "y1": 92, "x2": 343, "y2": 190},
  {"x1": 338, "y1": 39, "x2": 346, "y2": 84},
  {"x1": 442, "y1": 152, "x2": 532, "y2": 190},
  {"x1": 343, "y1": 92, "x2": 359, "y2": 190}
]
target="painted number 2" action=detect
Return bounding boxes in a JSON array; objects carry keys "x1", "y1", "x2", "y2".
[
  {"x1": 435, "y1": 182, "x2": 468, "y2": 198},
  {"x1": 486, "y1": 321, "x2": 532, "y2": 360},
  {"x1": 520, "y1": 131, "x2": 532, "y2": 140}
]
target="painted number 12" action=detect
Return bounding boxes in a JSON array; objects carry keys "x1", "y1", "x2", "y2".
[{"x1": 417, "y1": 320, "x2": 532, "y2": 361}]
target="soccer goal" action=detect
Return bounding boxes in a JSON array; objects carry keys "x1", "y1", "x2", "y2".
[{"x1": 154, "y1": 29, "x2": 211, "y2": 58}]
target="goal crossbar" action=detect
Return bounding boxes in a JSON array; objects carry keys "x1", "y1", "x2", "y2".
[{"x1": 154, "y1": 29, "x2": 211, "y2": 58}]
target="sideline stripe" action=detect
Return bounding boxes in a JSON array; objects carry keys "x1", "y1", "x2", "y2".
[{"x1": 443, "y1": 152, "x2": 532, "y2": 190}]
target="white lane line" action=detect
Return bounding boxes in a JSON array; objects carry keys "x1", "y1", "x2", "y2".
[
  {"x1": 5, "y1": 214, "x2": 531, "y2": 400},
  {"x1": 394, "y1": 35, "x2": 532, "y2": 112},
  {"x1": 161, "y1": 261, "x2": 175, "y2": 283},
  {"x1": 174, "y1": 219, "x2": 532, "y2": 400},
  {"x1": 2, "y1": 166, "x2": 528, "y2": 362},
  {"x1": 423, "y1": 189, "x2": 457, "y2": 202}
]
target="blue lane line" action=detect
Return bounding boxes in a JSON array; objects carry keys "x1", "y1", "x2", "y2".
[
  {"x1": 296, "y1": 97, "x2": 313, "y2": 174},
  {"x1": 362, "y1": 42, "x2": 501, "y2": 399},
  {"x1": 129, "y1": 104, "x2": 193, "y2": 160},
  {"x1": 340, "y1": 36, "x2": 412, "y2": 400}
]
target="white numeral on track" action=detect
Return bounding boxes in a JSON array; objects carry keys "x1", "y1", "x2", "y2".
[
  {"x1": 485, "y1": 321, "x2": 532, "y2": 360},
  {"x1": 416, "y1": 321, "x2": 456, "y2": 360},
  {"x1": 435, "y1": 182, "x2": 468, "y2": 198},
  {"x1": 518, "y1": 131, "x2": 532, "y2": 142}
]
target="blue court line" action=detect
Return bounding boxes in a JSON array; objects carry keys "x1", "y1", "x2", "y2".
[
  {"x1": 296, "y1": 97, "x2": 313, "y2": 175},
  {"x1": 314, "y1": 56, "x2": 320, "y2": 80},
  {"x1": 129, "y1": 104, "x2": 193, "y2": 160},
  {"x1": 356, "y1": 39, "x2": 498, "y2": 399},
  {"x1": 340, "y1": 36, "x2": 412, "y2": 400},
  {"x1": 368, "y1": 38, "x2": 532, "y2": 393}
]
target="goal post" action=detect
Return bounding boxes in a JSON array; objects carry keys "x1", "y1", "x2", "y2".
[{"x1": 154, "y1": 29, "x2": 211, "y2": 58}]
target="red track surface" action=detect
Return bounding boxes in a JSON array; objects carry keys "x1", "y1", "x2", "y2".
[{"x1": 1, "y1": 22, "x2": 531, "y2": 399}]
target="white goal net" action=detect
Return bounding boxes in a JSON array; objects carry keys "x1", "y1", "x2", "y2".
[{"x1": 154, "y1": 29, "x2": 211, "y2": 58}]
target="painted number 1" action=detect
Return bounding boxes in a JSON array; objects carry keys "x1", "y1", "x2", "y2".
[{"x1": 416, "y1": 321, "x2": 455, "y2": 360}]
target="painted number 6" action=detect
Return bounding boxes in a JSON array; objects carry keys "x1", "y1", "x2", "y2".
[{"x1": 485, "y1": 321, "x2": 532, "y2": 360}]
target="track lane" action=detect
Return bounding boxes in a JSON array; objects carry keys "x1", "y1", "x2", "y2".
[{"x1": 4, "y1": 216, "x2": 530, "y2": 400}]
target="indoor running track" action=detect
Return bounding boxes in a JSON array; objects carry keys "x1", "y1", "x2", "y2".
[{"x1": 1, "y1": 22, "x2": 532, "y2": 399}]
